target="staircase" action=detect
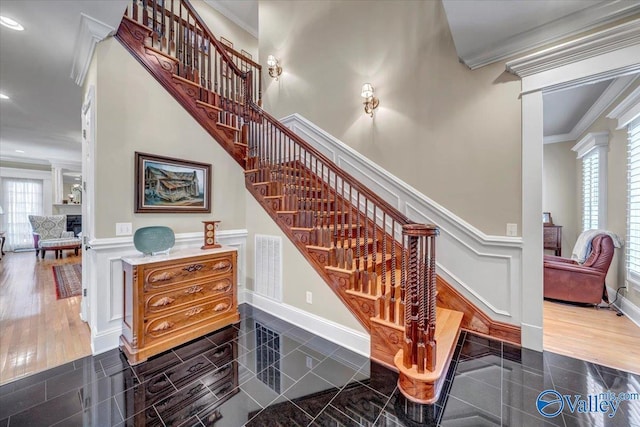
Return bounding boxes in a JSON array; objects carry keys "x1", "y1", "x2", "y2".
[{"x1": 115, "y1": 0, "x2": 462, "y2": 404}]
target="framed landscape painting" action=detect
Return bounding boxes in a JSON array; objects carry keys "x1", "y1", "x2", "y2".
[{"x1": 135, "y1": 152, "x2": 211, "y2": 213}]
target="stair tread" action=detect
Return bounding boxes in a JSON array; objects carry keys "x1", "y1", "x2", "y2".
[
  {"x1": 306, "y1": 238, "x2": 375, "y2": 252},
  {"x1": 325, "y1": 252, "x2": 388, "y2": 273},
  {"x1": 343, "y1": 269, "x2": 403, "y2": 299},
  {"x1": 171, "y1": 73, "x2": 201, "y2": 88},
  {"x1": 195, "y1": 99, "x2": 222, "y2": 112},
  {"x1": 217, "y1": 122, "x2": 239, "y2": 131}
]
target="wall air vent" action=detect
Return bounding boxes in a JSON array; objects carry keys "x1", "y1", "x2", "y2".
[{"x1": 255, "y1": 234, "x2": 283, "y2": 302}]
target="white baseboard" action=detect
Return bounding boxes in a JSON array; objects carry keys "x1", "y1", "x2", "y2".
[
  {"x1": 91, "y1": 327, "x2": 122, "y2": 355},
  {"x1": 241, "y1": 290, "x2": 370, "y2": 357},
  {"x1": 521, "y1": 323, "x2": 543, "y2": 351},
  {"x1": 607, "y1": 286, "x2": 640, "y2": 328}
]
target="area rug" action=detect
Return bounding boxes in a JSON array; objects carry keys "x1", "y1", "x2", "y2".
[{"x1": 52, "y1": 264, "x2": 82, "y2": 299}]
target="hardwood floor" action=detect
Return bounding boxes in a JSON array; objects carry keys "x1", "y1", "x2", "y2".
[
  {"x1": 544, "y1": 299, "x2": 640, "y2": 374},
  {"x1": 0, "y1": 251, "x2": 91, "y2": 385}
]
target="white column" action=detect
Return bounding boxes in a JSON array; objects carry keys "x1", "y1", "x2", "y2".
[
  {"x1": 521, "y1": 91, "x2": 544, "y2": 351},
  {"x1": 51, "y1": 165, "x2": 64, "y2": 205}
]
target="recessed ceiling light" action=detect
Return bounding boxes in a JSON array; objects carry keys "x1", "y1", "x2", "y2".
[
  {"x1": 15, "y1": 149, "x2": 25, "y2": 153},
  {"x1": 0, "y1": 93, "x2": 9, "y2": 100},
  {"x1": 0, "y1": 16, "x2": 24, "y2": 31}
]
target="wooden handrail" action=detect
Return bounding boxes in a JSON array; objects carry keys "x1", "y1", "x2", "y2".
[
  {"x1": 252, "y1": 107, "x2": 413, "y2": 226},
  {"x1": 179, "y1": 0, "x2": 245, "y2": 77}
]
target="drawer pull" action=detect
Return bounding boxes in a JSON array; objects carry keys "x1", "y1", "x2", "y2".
[
  {"x1": 151, "y1": 296, "x2": 175, "y2": 307},
  {"x1": 212, "y1": 261, "x2": 231, "y2": 271},
  {"x1": 183, "y1": 264, "x2": 204, "y2": 273},
  {"x1": 185, "y1": 285, "x2": 204, "y2": 294},
  {"x1": 152, "y1": 321, "x2": 174, "y2": 332},
  {"x1": 213, "y1": 281, "x2": 230, "y2": 291},
  {"x1": 214, "y1": 302, "x2": 229, "y2": 312},
  {"x1": 185, "y1": 307, "x2": 204, "y2": 317},
  {"x1": 149, "y1": 271, "x2": 178, "y2": 283}
]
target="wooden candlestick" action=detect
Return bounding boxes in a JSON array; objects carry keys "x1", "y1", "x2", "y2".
[{"x1": 202, "y1": 220, "x2": 221, "y2": 249}]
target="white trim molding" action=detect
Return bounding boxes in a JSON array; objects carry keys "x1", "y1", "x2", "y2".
[
  {"x1": 571, "y1": 131, "x2": 610, "y2": 158},
  {"x1": 572, "y1": 132, "x2": 610, "y2": 230},
  {"x1": 607, "y1": 85, "x2": 640, "y2": 129},
  {"x1": 506, "y1": 19, "x2": 640, "y2": 79},
  {"x1": 281, "y1": 113, "x2": 522, "y2": 325},
  {"x1": 71, "y1": 13, "x2": 116, "y2": 86},
  {"x1": 544, "y1": 75, "x2": 638, "y2": 144},
  {"x1": 607, "y1": 286, "x2": 640, "y2": 328},
  {"x1": 454, "y1": 1, "x2": 640, "y2": 70},
  {"x1": 86, "y1": 229, "x2": 248, "y2": 354},
  {"x1": 243, "y1": 290, "x2": 370, "y2": 357}
]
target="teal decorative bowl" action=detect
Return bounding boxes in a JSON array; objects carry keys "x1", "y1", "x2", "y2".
[{"x1": 133, "y1": 226, "x2": 175, "y2": 255}]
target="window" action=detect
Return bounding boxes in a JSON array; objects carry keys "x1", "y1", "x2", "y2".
[
  {"x1": 628, "y1": 117, "x2": 640, "y2": 287},
  {"x1": 2, "y1": 178, "x2": 43, "y2": 250},
  {"x1": 582, "y1": 150, "x2": 599, "y2": 231},
  {"x1": 572, "y1": 132, "x2": 609, "y2": 232}
]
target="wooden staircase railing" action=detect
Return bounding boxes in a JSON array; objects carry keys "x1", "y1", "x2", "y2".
[{"x1": 116, "y1": 0, "x2": 463, "y2": 404}]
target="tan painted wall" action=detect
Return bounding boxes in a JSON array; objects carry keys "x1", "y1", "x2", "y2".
[
  {"x1": 543, "y1": 141, "x2": 578, "y2": 254},
  {"x1": 258, "y1": 0, "x2": 522, "y2": 236},
  {"x1": 92, "y1": 38, "x2": 246, "y2": 238},
  {"x1": 191, "y1": 0, "x2": 258, "y2": 59},
  {"x1": 574, "y1": 79, "x2": 640, "y2": 309},
  {"x1": 245, "y1": 194, "x2": 366, "y2": 333}
]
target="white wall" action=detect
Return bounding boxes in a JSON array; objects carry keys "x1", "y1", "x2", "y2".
[
  {"x1": 192, "y1": 0, "x2": 258, "y2": 59},
  {"x1": 258, "y1": 0, "x2": 522, "y2": 237},
  {"x1": 543, "y1": 141, "x2": 579, "y2": 253}
]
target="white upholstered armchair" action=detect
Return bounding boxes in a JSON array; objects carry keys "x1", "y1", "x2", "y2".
[{"x1": 28, "y1": 215, "x2": 82, "y2": 259}]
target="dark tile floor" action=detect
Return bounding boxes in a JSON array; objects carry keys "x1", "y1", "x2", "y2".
[{"x1": 1, "y1": 304, "x2": 639, "y2": 426}]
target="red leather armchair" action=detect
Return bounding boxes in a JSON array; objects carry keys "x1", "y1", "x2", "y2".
[{"x1": 544, "y1": 234, "x2": 614, "y2": 304}]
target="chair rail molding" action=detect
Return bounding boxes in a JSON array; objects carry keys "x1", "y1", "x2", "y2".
[
  {"x1": 280, "y1": 113, "x2": 522, "y2": 324},
  {"x1": 86, "y1": 229, "x2": 247, "y2": 354}
]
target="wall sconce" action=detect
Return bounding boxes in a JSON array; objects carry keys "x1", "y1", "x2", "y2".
[
  {"x1": 361, "y1": 83, "x2": 379, "y2": 117},
  {"x1": 267, "y1": 55, "x2": 282, "y2": 80}
]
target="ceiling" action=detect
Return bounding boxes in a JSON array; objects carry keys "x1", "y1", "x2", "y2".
[
  {"x1": 1, "y1": 1, "x2": 638, "y2": 169},
  {"x1": 0, "y1": 0, "x2": 128, "y2": 167}
]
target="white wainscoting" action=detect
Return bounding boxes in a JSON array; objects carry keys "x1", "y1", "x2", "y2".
[
  {"x1": 86, "y1": 229, "x2": 248, "y2": 355},
  {"x1": 241, "y1": 290, "x2": 371, "y2": 357},
  {"x1": 281, "y1": 114, "x2": 523, "y2": 325}
]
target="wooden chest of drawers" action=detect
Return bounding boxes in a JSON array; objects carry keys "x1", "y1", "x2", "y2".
[
  {"x1": 544, "y1": 225, "x2": 562, "y2": 256},
  {"x1": 120, "y1": 247, "x2": 240, "y2": 364}
]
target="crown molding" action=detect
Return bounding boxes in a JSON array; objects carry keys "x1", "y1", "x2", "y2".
[
  {"x1": 571, "y1": 131, "x2": 609, "y2": 158},
  {"x1": 506, "y1": 19, "x2": 640, "y2": 78},
  {"x1": 544, "y1": 74, "x2": 638, "y2": 144},
  {"x1": 607, "y1": 85, "x2": 640, "y2": 128},
  {"x1": 204, "y1": 0, "x2": 258, "y2": 38},
  {"x1": 464, "y1": 2, "x2": 640, "y2": 70},
  {"x1": 70, "y1": 13, "x2": 115, "y2": 86}
]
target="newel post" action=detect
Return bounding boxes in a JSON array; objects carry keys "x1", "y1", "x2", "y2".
[{"x1": 395, "y1": 223, "x2": 441, "y2": 403}]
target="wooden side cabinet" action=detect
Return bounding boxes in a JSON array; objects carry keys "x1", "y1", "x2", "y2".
[
  {"x1": 120, "y1": 247, "x2": 240, "y2": 364},
  {"x1": 544, "y1": 225, "x2": 562, "y2": 256}
]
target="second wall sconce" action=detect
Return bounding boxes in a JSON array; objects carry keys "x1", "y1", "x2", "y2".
[
  {"x1": 361, "y1": 83, "x2": 379, "y2": 117},
  {"x1": 267, "y1": 55, "x2": 282, "y2": 80}
]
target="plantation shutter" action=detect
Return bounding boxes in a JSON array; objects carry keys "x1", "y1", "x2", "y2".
[
  {"x1": 628, "y1": 117, "x2": 640, "y2": 285},
  {"x1": 582, "y1": 150, "x2": 600, "y2": 232}
]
